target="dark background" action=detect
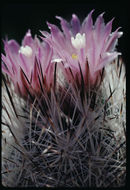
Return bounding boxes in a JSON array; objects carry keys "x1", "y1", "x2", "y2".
[{"x1": 1, "y1": 0, "x2": 129, "y2": 64}]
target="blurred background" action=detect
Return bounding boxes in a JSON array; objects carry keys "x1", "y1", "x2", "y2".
[{"x1": 1, "y1": 1, "x2": 129, "y2": 64}]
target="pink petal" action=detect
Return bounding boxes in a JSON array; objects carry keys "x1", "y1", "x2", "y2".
[
  {"x1": 47, "y1": 22, "x2": 65, "y2": 48},
  {"x1": 100, "y1": 18, "x2": 114, "y2": 52},
  {"x1": 104, "y1": 28, "x2": 123, "y2": 52},
  {"x1": 1, "y1": 54, "x2": 12, "y2": 70},
  {"x1": 1, "y1": 58, "x2": 12, "y2": 77},
  {"x1": 42, "y1": 42, "x2": 53, "y2": 73},
  {"x1": 40, "y1": 30, "x2": 51, "y2": 38},
  {"x1": 78, "y1": 48, "x2": 86, "y2": 70},
  {"x1": 94, "y1": 12, "x2": 105, "y2": 42},
  {"x1": 97, "y1": 52, "x2": 120, "y2": 71},
  {"x1": 45, "y1": 23, "x2": 74, "y2": 57},
  {"x1": 71, "y1": 14, "x2": 80, "y2": 35},
  {"x1": 3, "y1": 40, "x2": 20, "y2": 73},
  {"x1": 4, "y1": 39, "x2": 20, "y2": 54},
  {"x1": 81, "y1": 9, "x2": 94, "y2": 33},
  {"x1": 56, "y1": 16, "x2": 72, "y2": 39},
  {"x1": 31, "y1": 60, "x2": 41, "y2": 93},
  {"x1": 19, "y1": 53, "x2": 32, "y2": 79},
  {"x1": 22, "y1": 29, "x2": 33, "y2": 47},
  {"x1": 87, "y1": 13, "x2": 105, "y2": 71}
]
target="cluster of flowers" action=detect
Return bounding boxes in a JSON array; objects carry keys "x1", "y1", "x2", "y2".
[{"x1": 2, "y1": 10, "x2": 123, "y2": 99}]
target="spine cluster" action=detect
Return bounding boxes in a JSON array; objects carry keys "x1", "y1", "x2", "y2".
[{"x1": 2, "y1": 57, "x2": 126, "y2": 187}]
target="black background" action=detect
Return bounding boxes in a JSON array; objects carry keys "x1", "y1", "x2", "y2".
[{"x1": 1, "y1": 0, "x2": 129, "y2": 64}]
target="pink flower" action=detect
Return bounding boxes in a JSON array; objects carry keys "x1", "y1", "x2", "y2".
[
  {"x1": 2, "y1": 30, "x2": 54, "y2": 99},
  {"x1": 41, "y1": 10, "x2": 123, "y2": 86}
]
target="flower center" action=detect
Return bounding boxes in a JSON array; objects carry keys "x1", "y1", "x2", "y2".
[
  {"x1": 71, "y1": 33, "x2": 86, "y2": 50},
  {"x1": 72, "y1": 53, "x2": 78, "y2": 59},
  {"x1": 19, "y1": 45, "x2": 32, "y2": 57}
]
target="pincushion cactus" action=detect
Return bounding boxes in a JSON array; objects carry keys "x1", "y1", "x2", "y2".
[{"x1": 2, "y1": 11, "x2": 126, "y2": 187}]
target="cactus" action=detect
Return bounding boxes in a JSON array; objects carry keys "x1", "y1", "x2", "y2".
[
  {"x1": 2, "y1": 57, "x2": 126, "y2": 187},
  {"x1": 2, "y1": 11, "x2": 126, "y2": 187}
]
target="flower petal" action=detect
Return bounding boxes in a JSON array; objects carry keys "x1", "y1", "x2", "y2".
[
  {"x1": 100, "y1": 18, "x2": 114, "y2": 52},
  {"x1": 47, "y1": 22, "x2": 65, "y2": 47},
  {"x1": 81, "y1": 9, "x2": 94, "y2": 33},
  {"x1": 22, "y1": 29, "x2": 34, "y2": 47},
  {"x1": 97, "y1": 52, "x2": 121, "y2": 71},
  {"x1": 56, "y1": 16, "x2": 72, "y2": 39},
  {"x1": 104, "y1": 28, "x2": 123, "y2": 52},
  {"x1": 71, "y1": 14, "x2": 80, "y2": 35},
  {"x1": 3, "y1": 40, "x2": 20, "y2": 73},
  {"x1": 4, "y1": 39, "x2": 20, "y2": 54},
  {"x1": 94, "y1": 12, "x2": 105, "y2": 42}
]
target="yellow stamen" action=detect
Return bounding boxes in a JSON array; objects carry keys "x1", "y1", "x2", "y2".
[{"x1": 72, "y1": 53, "x2": 78, "y2": 59}]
